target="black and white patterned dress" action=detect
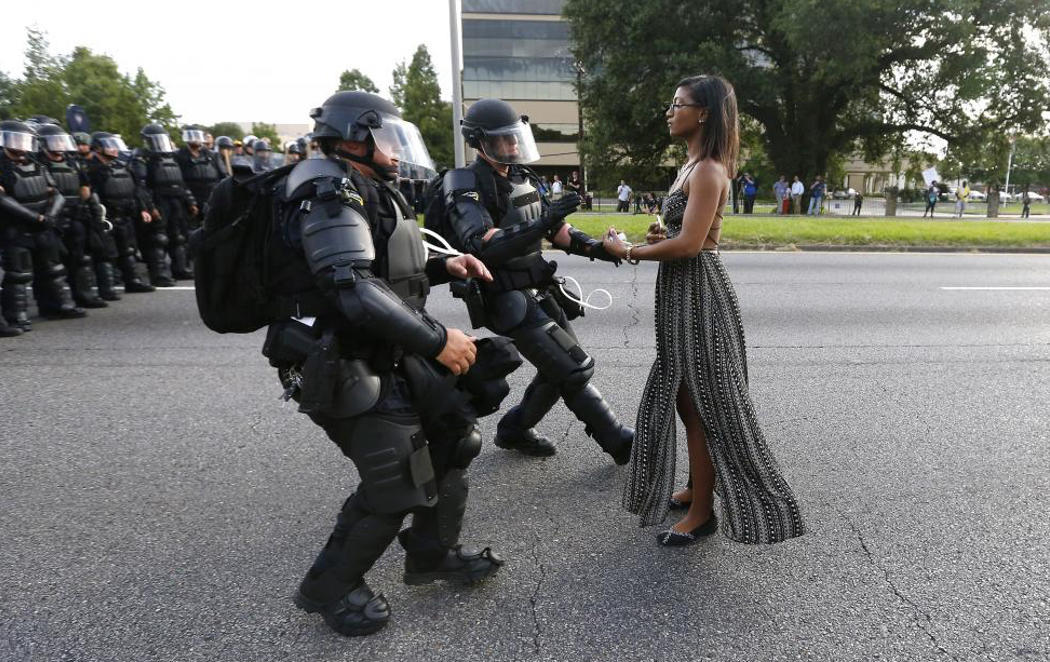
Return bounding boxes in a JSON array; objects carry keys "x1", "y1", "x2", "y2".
[{"x1": 622, "y1": 188, "x2": 805, "y2": 543}]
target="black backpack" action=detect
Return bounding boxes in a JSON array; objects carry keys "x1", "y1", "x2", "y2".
[{"x1": 190, "y1": 163, "x2": 295, "y2": 333}]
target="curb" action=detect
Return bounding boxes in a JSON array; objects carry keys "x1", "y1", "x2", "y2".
[{"x1": 718, "y1": 244, "x2": 1050, "y2": 254}]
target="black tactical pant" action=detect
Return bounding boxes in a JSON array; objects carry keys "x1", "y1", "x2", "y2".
[
  {"x1": 298, "y1": 365, "x2": 478, "y2": 605},
  {"x1": 155, "y1": 195, "x2": 193, "y2": 278},
  {"x1": 495, "y1": 290, "x2": 630, "y2": 455},
  {"x1": 136, "y1": 205, "x2": 173, "y2": 285},
  {"x1": 1, "y1": 225, "x2": 76, "y2": 325}
]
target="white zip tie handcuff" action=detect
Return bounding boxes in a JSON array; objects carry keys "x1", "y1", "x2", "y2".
[{"x1": 419, "y1": 226, "x2": 613, "y2": 311}]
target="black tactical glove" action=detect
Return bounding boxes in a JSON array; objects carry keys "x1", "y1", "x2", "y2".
[{"x1": 548, "y1": 192, "x2": 581, "y2": 225}]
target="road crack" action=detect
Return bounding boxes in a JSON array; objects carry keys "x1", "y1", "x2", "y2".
[
  {"x1": 622, "y1": 264, "x2": 641, "y2": 348},
  {"x1": 527, "y1": 420, "x2": 571, "y2": 655},
  {"x1": 831, "y1": 502, "x2": 961, "y2": 661}
]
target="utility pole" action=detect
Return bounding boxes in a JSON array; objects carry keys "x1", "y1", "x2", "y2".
[
  {"x1": 575, "y1": 61, "x2": 586, "y2": 194},
  {"x1": 1003, "y1": 135, "x2": 1017, "y2": 206},
  {"x1": 449, "y1": 0, "x2": 465, "y2": 167}
]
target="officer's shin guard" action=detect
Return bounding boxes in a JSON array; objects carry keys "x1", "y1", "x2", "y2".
[
  {"x1": 145, "y1": 241, "x2": 175, "y2": 288},
  {"x1": 170, "y1": 242, "x2": 193, "y2": 280},
  {"x1": 119, "y1": 253, "x2": 154, "y2": 293},
  {"x1": 562, "y1": 383, "x2": 634, "y2": 465},
  {"x1": 2, "y1": 249, "x2": 33, "y2": 331},
  {"x1": 95, "y1": 261, "x2": 121, "y2": 301},
  {"x1": 297, "y1": 492, "x2": 402, "y2": 608},
  {"x1": 73, "y1": 258, "x2": 107, "y2": 308}
]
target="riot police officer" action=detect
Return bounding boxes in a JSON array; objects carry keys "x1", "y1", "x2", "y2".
[
  {"x1": 36, "y1": 123, "x2": 107, "y2": 308},
  {"x1": 213, "y1": 135, "x2": 235, "y2": 177},
  {"x1": 284, "y1": 140, "x2": 303, "y2": 164},
  {"x1": 131, "y1": 124, "x2": 197, "y2": 282},
  {"x1": 174, "y1": 125, "x2": 222, "y2": 218},
  {"x1": 85, "y1": 132, "x2": 155, "y2": 295},
  {"x1": 238, "y1": 91, "x2": 509, "y2": 636},
  {"x1": 437, "y1": 98, "x2": 633, "y2": 463},
  {"x1": 250, "y1": 139, "x2": 274, "y2": 173},
  {"x1": 0, "y1": 120, "x2": 86, "y2": 329}
]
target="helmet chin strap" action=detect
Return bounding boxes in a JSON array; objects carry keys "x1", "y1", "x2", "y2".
[{"x1": 334, "y1": 145, "x2": 398, "y2": 182}]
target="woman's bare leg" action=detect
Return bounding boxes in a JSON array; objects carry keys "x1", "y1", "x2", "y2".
[{"x1": 672, "y1": 384, "x2": 715, "y2": 532}]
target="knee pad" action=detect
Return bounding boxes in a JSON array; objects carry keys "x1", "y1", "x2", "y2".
[
  {"x1": 450, "y1": 426, "x2": 482, "y2": 469},
  {"x1": 346, "y1": 415, "x2": 438, "y2": 515},
  {"x1": 154, "y1": 232, "x2": 169, "y2": 248}
]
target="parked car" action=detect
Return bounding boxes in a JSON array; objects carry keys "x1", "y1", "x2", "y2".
[{"x1": 967, "y1": 189, "x2": 986, "y2": 201}]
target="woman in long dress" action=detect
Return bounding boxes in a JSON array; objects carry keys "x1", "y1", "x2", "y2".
[{"x1": 603, "y1": 75, "x2": 805, "y2": 546}]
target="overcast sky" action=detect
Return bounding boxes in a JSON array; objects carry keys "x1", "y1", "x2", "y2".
[{"x1": 2, "y1": 0, "x2": 456, "y2": 126}]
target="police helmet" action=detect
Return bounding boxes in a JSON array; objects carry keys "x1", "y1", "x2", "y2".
[
  {"x1": 141, "y1": 123, "x2": 175, "y2": 153},
  {"x1": 215, "y1": 135, "x2": 234, "y2": 150},
  {"x1": 309, "y1": 91, "x2": 435, "y2": 175},
  {"x1": 461, "y1": 98, "x2": 540, "y2": 165},
  {"x1": 90, "y1": 131, "x2": 129, "y2": 157},
  {"x1": 181, "y1": 124, "x2": 207, "y2": 146},
  {"x1": 0, "y1": 120, "x2": 38, "y2": 153},
  {"x1": 35, "y1": 123, "x2": 77, "y2": 155}
]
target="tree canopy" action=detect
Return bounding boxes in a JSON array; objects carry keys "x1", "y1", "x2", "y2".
[
  {"x1": 338, "y1": 68, "x2": 379, "y2": 94},
  {"x1": 1, "y1": 28, "x2": 178, "y2": 146},
  {"x1": 565, "y1": 0, "x2": 1050, "y2": 186},
  {"x1": 390, "y1": 45, "x2": 453, "y2": 170}
]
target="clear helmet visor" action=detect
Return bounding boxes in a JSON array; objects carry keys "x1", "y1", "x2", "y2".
[
  {"x1": 477, "y1": 120, "x2": 540, "y2": 165},
  {"x1": 252, "y1": 150, "x2": 273, "y2": 172},
  {"x1": 42, "y1": 134, "x2": 77, "y2": 153},
  {"x1": 182, "y1": 129, "x2": 206, "y2": 144},
  {"x1": 370, "y1": 116, "x2": 436, "y2": 177},
  {"x1": 98, "y1": 136, "x2": 129, "y2": 154},
  {"x1": 145, "y1": 133, "x2": 175, "y2": 153},
  {"x1": 1, "y1": 131, "x2": 38, "y2": 153}
]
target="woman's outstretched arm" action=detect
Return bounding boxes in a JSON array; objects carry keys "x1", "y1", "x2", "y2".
[{"x1": 604, "y1": 161, "x2": 726, "y2": 262}]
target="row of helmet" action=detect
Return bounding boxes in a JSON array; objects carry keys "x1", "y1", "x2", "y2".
[{"x1": 0, "y1": 116, "x2": 321, "y2": 176}]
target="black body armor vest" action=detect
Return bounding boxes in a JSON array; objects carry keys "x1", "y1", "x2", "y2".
[{"x1": 2, "y1": 158, "x2": 52, "y2": 214}]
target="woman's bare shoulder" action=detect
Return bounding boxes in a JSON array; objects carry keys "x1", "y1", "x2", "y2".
[{"x1": 683, "y1": 159, "x2": 728, "y2": 195}]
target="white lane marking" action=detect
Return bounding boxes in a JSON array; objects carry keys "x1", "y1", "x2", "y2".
[
  {"x1": 940, "y1": 286, "x2": 1050, "y2": 290},
  {"x1": 141, "y1": 286, "x2": 196, "y2": 291}
]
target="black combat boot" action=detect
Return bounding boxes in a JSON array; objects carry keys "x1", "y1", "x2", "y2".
[
  {"x1": 294, "y1": 581, "x2": 390, "y2": 637},
  {"x1": 119, "y1": 255, "x2": 155, "y2": 293},
  {"x1": 0, "y1": 317, "x2": 22, "y2": 337},
  {"x1": 73, "y1": 261, "x2": 108, "y2": 308},
  {"x1": 494, "y1": 380, "x2": 561, "y2": 456},
  {"x1": 399, "y1": 529, "x2": 504, "y2": 586},
  {"x1": 95, "y1": 262, "x2": 121, "y2": 301},
  {"x1": 296, "y1": 493, "x2": 401, "y2": 637}
]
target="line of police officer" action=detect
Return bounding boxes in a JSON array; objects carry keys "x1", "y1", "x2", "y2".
[{"x1": 0, "y1": 118, "x2": 228, "y2": 336}]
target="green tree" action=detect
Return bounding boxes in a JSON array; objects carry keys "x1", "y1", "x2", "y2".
[
  {"x1": 3, "y1": 29, "x2": 179, "y2": 147},
  {"x1": 206, "y1": 122, "x2": 245, "y2": 140},
  {"x1": 389, "y1": 45, "x2": 453, "y2": 169},
  {"x1": 250, "y1": 121, "x2": 281, "y2": 147},
  {"x1": 564, "y1": 0, "x2": 1050, "y2": 184},
  {"x1": 338, "y1": 68, "x2": 378, "y2": 93}
]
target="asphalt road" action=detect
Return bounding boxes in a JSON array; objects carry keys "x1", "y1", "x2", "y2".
[{"x1": 1, "y1": 252, "x2": 1048, "y2": 662}]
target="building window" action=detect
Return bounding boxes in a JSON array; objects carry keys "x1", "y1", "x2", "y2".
[{"x1": 463, "y1": 0, "x2": 565, "y2": 15}]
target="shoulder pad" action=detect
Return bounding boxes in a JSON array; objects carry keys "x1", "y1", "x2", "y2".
[
  {"x1": 443, "y1": 168, "x2": 478, "y2": 194},
  {"x1": 285, "y1": 157, "x2": 348, "y2": 198}
]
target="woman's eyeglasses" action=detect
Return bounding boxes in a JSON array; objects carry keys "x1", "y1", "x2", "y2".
[{"x1": 666, "y1": 103, "x2": 704, "y2": 113}]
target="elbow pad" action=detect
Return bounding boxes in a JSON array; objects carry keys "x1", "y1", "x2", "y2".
[
  {"x1": 565, "y1": 226, "x2": 620, "y2": 264},
  {"x1": 0, "y1": 192, "x2": 42, "y2": 226},
  {"x1": 443, "y1": 168, "x2": 493, "y2": 253},
  {"x1": 300, "y1": 196, "x2": 375, "y2": 278},
  {"x1": 335, "y1": 278, "x2": 446, "y2": 358}
]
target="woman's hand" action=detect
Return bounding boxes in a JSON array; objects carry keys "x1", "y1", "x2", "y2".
[
  {"x1": 602, "y1": 227, "x2": 630, "y2": 259},
  {"x1": 646, "y1": 221, "x2": 667, "y2": 244}
]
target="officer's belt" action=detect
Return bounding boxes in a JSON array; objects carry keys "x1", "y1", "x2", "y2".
[{"x1": 482, "y1": 253, "x2": 557, "y2": 294}]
